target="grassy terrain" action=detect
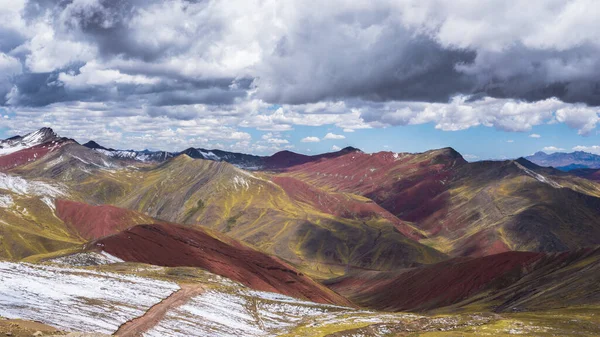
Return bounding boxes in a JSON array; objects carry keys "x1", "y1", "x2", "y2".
[{"x1": 11, "y1": 149, "x2": 445, "y2": 278}]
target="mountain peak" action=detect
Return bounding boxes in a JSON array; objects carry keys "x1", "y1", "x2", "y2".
[
  {"x1": 83, "y1": 140, "x2": 114, "y2": 151},
  {"x1": 515, "y1": 157, "x2": 539, "y2": 169},
  {"x1": 83, "y1": 140, "x2": 103, "y2": 149},
  {"x1": 22, "y1": 127, "x2": 58, "y2": 143},
  {"x1": 340, "y1": 146, "x2": 361, "y2": 153},
  {"x1": 433, "y1": 147, "x2": 465, "y2": 161}
]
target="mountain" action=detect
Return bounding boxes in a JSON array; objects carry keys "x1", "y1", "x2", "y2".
[
  {"x1": 110, "y1": 155, "x2": 447, "y2": 277},
  {"x1": 83, "y1": 140, "x2": 174, "y2": 162},
  {"x1": 0, "y1": 171, "x2": 81, "y2": 259},
  {"x1": 6, "y1": 129, "x2": 600, "y2": 263},
  {"x1": 7, "y1": 143, "x2": 446, "y2": 277},
  {"x1": 0, "y1": 128, "x2": 75, "y2": 171},
  {"x1": 569, "y1": 168, "x2": 600, "y2": 181},
  {"x1": 326, "y1": 248, "x2": 600, "y2": 313},
  {"x1": 50, "y1": 198, "x2": 353, "y2": 305},
  {"x1": 526, "y1": 151, "x2": 600, "y2": 169},
  {"x1": 84, "y1": 139, "x2": 360, "y2": 170},
  {"x1": 4, "y1": 126, "x2": 600, "y2": 335},
  {"x1": 0, "y1": 127, "x2": 62, "y2": 155},
  {"x1": 92, "y1": 222, "x2": 353, "y2": 306},
  {"x1": 176, "y1": 146, "x2": 361, "y2": 170},
  {"x1": 280, "y1": 149, "x2": 600, "y2": 257}
]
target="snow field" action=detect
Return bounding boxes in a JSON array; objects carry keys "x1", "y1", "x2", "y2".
[{"x1": 0, "y1": 262, "x2": 179, "y2": 334}]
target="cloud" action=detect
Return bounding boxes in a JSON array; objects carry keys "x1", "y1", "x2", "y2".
[
  {"x1": 572, "y1": 145, "x2": 600, "y2": 155},
  {"x1": 301, "y1": 136, "x2": 320, "y2": 143},
  {"x1": 507, "y1": 140, "x2": 514, "y2": 143},
  {"x1": 1, "y1": 0, "x2": 600, "y2": 152},
  {"x1": 463, "y1": 154, "x2": 479, "y2": 161},
  {"x1": 331, "y1": 145, "x2": 341, "y2": 151},
  {"x1": 323, "y1": 132, "x2": 345, "y2": 140},
  {"x1": 542, "y1": 146, "x2": 566, "y2": 153},
  {"x1": 529, "y1": 133, "x2": 541, "y2": 138},
  {"x1": 359, "y1": 96, "x2": 599, "y2": 133},
  {"x1": 4, "y1": 0, "x2": 600, "y2": 108},
  {"x1": 555, "y1": 106, "x2": 600, "y2": 135},
  {"x1": 261, "y1": 132, "x2": 289, "y2": 145}
]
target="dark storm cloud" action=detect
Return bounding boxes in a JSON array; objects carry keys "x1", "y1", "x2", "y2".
[
  {"x1": 2, "y1": 0, "x2": 600, "y2": 113},
  {"x1": 0, "y1": 29, "x2": 26, "y2": 53},
  {"x1": 257, "y1": 31, "x2": 477, "y2": 105},
  {"x1": 465, "y1": 44, "x2": 600, "y2": 106},
  {"x1": 6, "y1": 72, "x2": 69, "y2": 107},
  {"x1": 7, "y1": 70, "x2": 244, "y2": 108},
  {"x1": 149, "y1": 88, "x2": 246, "y2": 106}
]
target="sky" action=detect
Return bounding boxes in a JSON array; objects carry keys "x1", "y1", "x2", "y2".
[{"x1": 0, "y1": 0, "x2": 599, "y2": 160}]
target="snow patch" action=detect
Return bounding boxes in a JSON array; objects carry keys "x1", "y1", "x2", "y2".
[
  {"x1": 0, "y1": 144, "x2": 27, "y2": 156},
  {"x1": 0, "y1": 173, "x2": 65, "y2": 197},
  {"x1": 146, "y1": 288, "x2": 410, "y2": 337},
  {"x1": 0, "y1": 128, "x2": 57, "y2": 156},
  {"x1": 198, "y1": 149, "x2": 221, "y2": 161},
  {"x1": 93, "y1": 148, "x2": 170, "y2": 163},
  {"x1": 0, "y1": 194, "x2": 13, "y2": 208},
  {"x1": 51, "y1": 251, "x2": 125, "y2": 267},
  {"x1": 146, "y1": 289, "x2": 334, "y2": 337},
  {"x1": 515, "y1": 162, "x2": 562, "y2": 188},
  {"x1": 232, "y1": 175, "x2": 250, "y2": 191},
  {"x1": 0, "y1": 262, "x2": 179, "y2": 334}
]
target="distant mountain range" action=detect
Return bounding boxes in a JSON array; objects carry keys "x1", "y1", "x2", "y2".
[
  {"x1": 526, "y1": 151, "x2": 600, "y2": 170},
  {"x1": 83, "y1": 139, "x2": 360, "y2": 170}
]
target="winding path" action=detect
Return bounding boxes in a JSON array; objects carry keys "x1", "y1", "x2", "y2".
[{"x1": 115, "y1": 283, "x2": 204, "y2": 337}]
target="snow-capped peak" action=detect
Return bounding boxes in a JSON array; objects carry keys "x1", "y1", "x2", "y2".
[{"x1": 0, "y1": 127, "x2": 61, "y2": 156}]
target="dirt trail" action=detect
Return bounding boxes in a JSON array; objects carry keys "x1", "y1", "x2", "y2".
[{"x1": 115, "y1": 283, "x2": 204, "y2": 337}]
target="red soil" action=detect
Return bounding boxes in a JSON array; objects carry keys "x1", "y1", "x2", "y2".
[
  {"x1": 0, "y1": 141, "x2": 69, "y2": 171},
  {"x1": 55, "y1": 200, "x2": 156, "y2": 240},
  {"x1": 326, "y1": 251, "x2": 544, "y2": 311},
  {"x1": 272, "y1": 176, "x2": 424, "y2": 240},
  {"x1": 93, "y1": 223, "x2": 353, "y2": 306},
  {"x1": 283, "y1": 149, "x2": 463, "y2": 227}
]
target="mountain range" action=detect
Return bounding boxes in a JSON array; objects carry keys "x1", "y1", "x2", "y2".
[
  {"x1": 526, "y1": 150, "x2": 600, "y2": 170},
  {"x1": 2, "y1": 127, "x2": 600, "y2": 335}
]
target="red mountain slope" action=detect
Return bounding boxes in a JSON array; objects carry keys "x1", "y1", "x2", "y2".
[
  {"x1": 326, "y1": 248, "x2": 600, "y2": 312},
  {"x1": 272, "y1": 176, "x2": 423, "y2": 240},
  {"x1": 283, "y1": 148, "x2": 464, "y2": 223},
  {"x1": 92, "y1": 223, "x2": 353, "y2": 306},
  {"x1": 0, "y1": 140, "x2": 72, "y2": 171},
  {"x1": 55, "y1": 200, "x2": 157, "y2": 240},
  {"x1": 283, "y1": 149, "x2": 600, "y2": 258}
]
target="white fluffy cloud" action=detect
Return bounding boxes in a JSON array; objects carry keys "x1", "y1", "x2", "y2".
[
  {"x1": 331, "y1": 145, "x2": 341, "y2": 151},
  {"x1": 323, "y1": 132, "x2": 345, "y2": 140},
  {"x1": 530, "y1": 134, "x2": 541, "y2": 138},
  {"x1": 542, "y1": 146, "x2": 566, "y2": 153},
  {"x1": 360, "y1": 96, "x2": 599, "y2": 134},
  {"x1": 261, "y1": 132, "x2": 289, "y2": 145},
  {"x1": 572, "y1": 145, "x2": 600, "y2": 155},
  {"x1": 555, "y1": 106, "x2": 600, "y2": 135},
  {"x1": 301, "y1": 137, "x2": 320, "y2": 143}
]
